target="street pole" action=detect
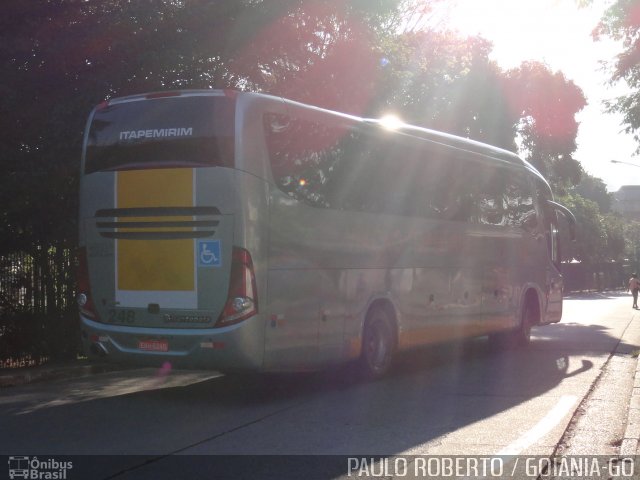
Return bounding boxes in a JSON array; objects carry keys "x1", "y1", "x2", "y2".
[{"x1": 611, "y1": 159, "x2": 640, "y2": 168}]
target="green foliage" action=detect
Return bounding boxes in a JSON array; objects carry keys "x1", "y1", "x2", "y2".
[
  {"x1": 556, "y1": 142, "x2": 627, "y2": 265},
  {"x1": 594, "y1": 0, "x2": 640, "y2": 153},
  {"x1": 0, "y1": 0, "x2": 404, "y2": 259},
  {"x1": 574, "y1": 172, "x2": 613, "y2": 213},
  {"x1": 558, "y1": 191, "x2": 625, "y2": 264},
  {"x1": 623, "y1": 220, "x2": 640, "y2": 265},
  {"x1": 601, "y1": 213, "x2": 626, "y2": 262},
  {"x1": 557, "y1": 193, "x2": 606, "y2": 263},
  {"x1": 504, "y1": 62, "x2": 586, "y2": 190},
  {"x1": 368, "y1": 31, "x2": 519, "y2": 150}
]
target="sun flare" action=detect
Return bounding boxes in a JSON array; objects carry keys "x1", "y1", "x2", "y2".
[{"x1": 379, "y1": 114, "x2": 404, "y2": 130}]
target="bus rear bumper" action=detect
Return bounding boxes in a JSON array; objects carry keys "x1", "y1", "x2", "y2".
[{"x1": 79, "y1": 315, "x2": 265, "y2": 371}]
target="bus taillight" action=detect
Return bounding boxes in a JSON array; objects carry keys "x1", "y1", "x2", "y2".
[
  {"x1": 216, "y1": 247, "x2": 258, "y2": 327},
  {"x1": 76, "y1": 247, "x2": 99, "y2": 320}
]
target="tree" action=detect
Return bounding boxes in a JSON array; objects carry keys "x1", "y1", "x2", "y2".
[
  {"x1": 0, "y1": 0, "x2": 403, "y2": 258},
  {"x1": 364, "y1": 30, "x2": 520, "y2": 150},
  {"x1": 601, "y1": 212, "x2": 626, "y2": 262},
  {"x1": 363, "y1": 36, "x2": 587, "y2": 186},
  {"x1": 573, "y1": 172, "x2": 613, "y2": 213},
  {"x1": 557, "y1": 188, "x2": 625, "y2": 264},
  {"x1": 0, "y1": 0, "x2": 411, "y2": 326},
  {"x1": 594, "y1": 0, "x2": 640, "y2": 152},
  {"x1": 503, "y1": 62, "x2": 587, "y2": 191},
  {"x1": 624, "y1": 220, "x2": 640, "y2": 270},
  {"x1": 557, "y1": 192, "x2": 607, "y2": 263}
]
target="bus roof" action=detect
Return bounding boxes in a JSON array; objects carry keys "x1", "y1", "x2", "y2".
[
  {"x1": 255, "y1": 91, "x2": 549, "y2": 188},
  {"x1": 96, "y1": 89, "x2": 550, "y2": 190},
  {"x1": 379, "y1": 122, "x2": 548, "y2": 185}
]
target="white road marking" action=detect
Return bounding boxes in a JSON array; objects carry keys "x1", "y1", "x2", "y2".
[{"x1": 496, "y1": 395, "x2": 578, "y2": 455}]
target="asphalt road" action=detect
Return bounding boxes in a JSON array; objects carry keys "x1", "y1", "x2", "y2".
[{"x1": 1, "y1": 292, "x2": 639, "y2": 479}]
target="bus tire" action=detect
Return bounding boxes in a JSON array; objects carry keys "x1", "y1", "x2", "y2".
[
  {"x1": 359, "y1": 307, "x2": 396, "y2": 379},
  {"x1": 515, "y1": 300, "x2": 536, "y2": 346},
  {"x1": 490, "y1": 299, "x2": 536, "y2": 349}
]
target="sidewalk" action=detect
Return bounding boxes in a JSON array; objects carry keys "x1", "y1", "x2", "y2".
[
  {"x1": 605, "y1": 297, "x2": 640, "y2": 457},
  {"x1": 622, "y1": 348, "x2": 640, "y2": 455}
]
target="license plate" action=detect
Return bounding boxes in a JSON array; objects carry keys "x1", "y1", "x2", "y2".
[{"x1": 138, "y1": 339, "x2": 169, "y2": 352}]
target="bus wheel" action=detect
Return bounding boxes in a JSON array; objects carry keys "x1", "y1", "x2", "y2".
[
  {"x1": 515, "y1": 301, "x2": 536, "y2": 346},
  {"x1": 359, "y1": 307, "x2": 395, "y2": 379},
  {"x1": 491, "y1": 300, "x2": 535, "y2": 349}
]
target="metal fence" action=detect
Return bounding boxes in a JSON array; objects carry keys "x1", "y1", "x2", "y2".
[
  {"x1": 0, "y1": 247, "x2": 76, "y2": 315},
  {"x1": 561, "y1": 261, "x2": 626, "y2": 293},
  {"x1": 0, "y1": 247, "x2": 78, "y2": 365}
]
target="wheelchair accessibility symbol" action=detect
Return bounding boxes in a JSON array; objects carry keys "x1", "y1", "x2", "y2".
[{"x1": 197, "y1": 240, "x2": 221, "y2": 268}]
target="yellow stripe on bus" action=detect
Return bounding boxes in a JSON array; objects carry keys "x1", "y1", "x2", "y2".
[{"x1": 117, "y1": 168, "x2": 194, "y2": 292}]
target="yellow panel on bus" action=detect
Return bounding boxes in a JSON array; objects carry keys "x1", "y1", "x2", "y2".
[{"x1": 116, "y1": 168, "x2": 194, "y2": 291}]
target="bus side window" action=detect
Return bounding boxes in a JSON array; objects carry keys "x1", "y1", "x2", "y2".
[
  {"x1": 333, "y1": 132, "x2": 425, "y2": 217},
  {"x1": 476, "y1": 169, "x2": 507, "y2": 226},
  {"x1": 376, "y1": 140, "x2": 429, "y2": 217},
  {"x1": 505, "y1": 173, "x2": 537, "y2": 232},
  {"x1": 406, "y1": 148, "x2": 466, "y2": 221},
  {"x1": 264, "y1": 113, "x2": 292, "y2": 181},
  {"x1": 263, "y1": 113, "x2": 348, "y2": 209},
  {"x1": 322, "y1": 129, "x2": 385, "y2": 213},
  {"x1": 442, "y1": 157, "x2": 480, "y2": 223},
  {"x1": 358, "y1": 137, "x2": 406, "y2": 215}
]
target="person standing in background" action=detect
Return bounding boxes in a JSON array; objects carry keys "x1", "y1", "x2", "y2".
[{"x1": 628, "y1": 273, "x2": 640, "y2": 309}]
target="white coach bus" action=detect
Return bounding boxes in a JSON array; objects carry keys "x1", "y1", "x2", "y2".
[{"x1": 77, "y1": 90, "x2": 575, "y2": 378}]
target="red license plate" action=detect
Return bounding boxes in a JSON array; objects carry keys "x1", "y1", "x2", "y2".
[{"x1": 138, "y1": 339, "x2": 169, "y2": 352}]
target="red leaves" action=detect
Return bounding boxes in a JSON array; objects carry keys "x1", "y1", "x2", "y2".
[
  {"x1": 229, "y1": 0, "x2": 379, "y2": 115},
  {"x1": 503, "y1": 62, "x2": 586, "y2": 144}
]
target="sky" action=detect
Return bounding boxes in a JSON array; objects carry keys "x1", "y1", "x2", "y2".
[{"x1": 436, "y1": 0, "x2": 639, "y2": 192}]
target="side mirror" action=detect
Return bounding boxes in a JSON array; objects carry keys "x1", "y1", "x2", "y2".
[{"x1": 547, "y1": 200, "x2": 576, "y2": 242}]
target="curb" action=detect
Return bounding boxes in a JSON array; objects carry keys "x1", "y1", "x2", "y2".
[
  {"x1": 0, "y1": 362, "x2": 127, "y2": 388},
  {"x1": 621, "y1": 350, "x2": 640, "y2": 456}
]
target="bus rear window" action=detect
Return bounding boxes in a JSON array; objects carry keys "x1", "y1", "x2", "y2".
[{"x1": 84, "y1": 95, "x2": 235, "y2": 173}]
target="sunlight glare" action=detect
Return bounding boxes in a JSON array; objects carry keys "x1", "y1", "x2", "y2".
[
  {"x1": 379, "y1": 114, "x2": 403, "y2": 130},
  {"x1": 428, "y1": 0, "x2": 637, "y2": 191},
  {"x1": 435, "y1": 0, "x2": 593, "y2": 70}
]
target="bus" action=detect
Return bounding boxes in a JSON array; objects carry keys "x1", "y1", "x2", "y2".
[{"x1": 77, "y1": 89, "x2": 575, "y2": 378}]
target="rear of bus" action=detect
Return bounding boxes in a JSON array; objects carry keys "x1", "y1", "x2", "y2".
[{"x1": 78, "y1": 90, "x2": 265, "y2": 371}]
